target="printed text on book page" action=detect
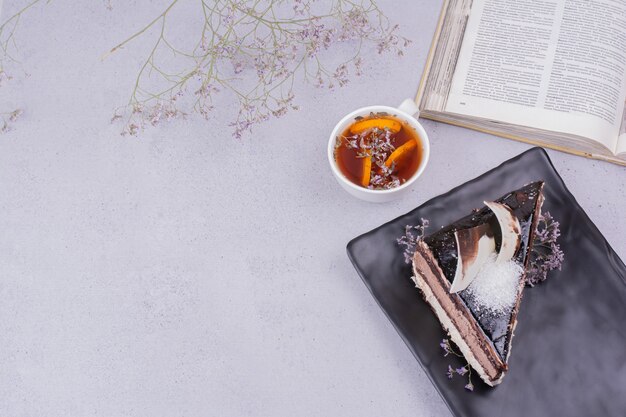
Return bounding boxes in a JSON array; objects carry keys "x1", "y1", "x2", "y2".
[{"x1": 446, "y1": 0, "x2": 626, "y2": 154}]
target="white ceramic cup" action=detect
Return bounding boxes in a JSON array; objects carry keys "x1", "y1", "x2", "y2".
[{"x1": 327, "y1": 99, "x2": 430, "y2": 203}]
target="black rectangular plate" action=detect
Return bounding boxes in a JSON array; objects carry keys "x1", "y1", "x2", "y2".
[{"x1": 347, "y1": 148, "x2": 626, "y2": 417}]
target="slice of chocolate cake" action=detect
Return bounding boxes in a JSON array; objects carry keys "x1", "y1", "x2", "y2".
[{"x1": 412, "y1": 182, "x2": 544, "y2": 386}]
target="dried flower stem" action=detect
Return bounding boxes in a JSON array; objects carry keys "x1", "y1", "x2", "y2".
[
  {"x1": 1, "y1": 0, "x2": 47, "y2": 133},
  {"x1": 0, "y1": 0, "x2": 45, "y2": 72},
  {"x1": 107, "y1": 0, "x2": 409, "y2": 137},
  {"x1": 440, "y1": 338, "x2": 474, "y2": 391},
  {"x1": 1, "y1": 108, "x2": 23, "y2": 132},
  {"x1": 527, "y1": 211, "x2": 564, "y2": 286},
  {"x1": 397, "y1": 219, "x2": 430, "y2": 264}
]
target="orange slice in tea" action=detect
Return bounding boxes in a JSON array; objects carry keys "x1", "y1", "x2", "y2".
[
  {"x1": 349, "y1": 118, "x2": 401, "y2": 135},
  {"x1": 361, "y1": 156, "x2": 372, "y2": 187},
  {"x1": 385, "y1": 139, "x2": 417, "y2": 168}
]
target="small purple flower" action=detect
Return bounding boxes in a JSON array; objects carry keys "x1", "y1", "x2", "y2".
[
  {"x1": 527, "y1": 211, "x2": 565, "y2": 286},
  {"x1": 438, "y1": 339, "x2": 474, "y2": 392},
  {"x1": 456, "y1": 367, "x2": 468, "y2": 376},
  {"x1": 397, "y1": 219, "x2": 429, "y2": 264},
  {"x1": 446, "y1": 365, "x2": 454, "y2": 380},
  {"x1": 439, "y1": 339, "x2": 448, "y2": 353},
  {"x1": 8, "y1": 109, "x2": 23, "y2": 122}
]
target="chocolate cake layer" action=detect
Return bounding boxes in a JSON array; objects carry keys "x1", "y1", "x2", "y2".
[{"x1": 413, "y1": 241, "x2": 505, "y2": 384}]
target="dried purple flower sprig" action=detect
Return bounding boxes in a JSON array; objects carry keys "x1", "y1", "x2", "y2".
[
  {"x1": 526, "y1": 211, "x2": 564, "y2": 286},
  {"x1": 0, "y1": 1, "x2": 44, "y2": 73},
  {"x1": 396, "y1": 218, "x2": 430, "y2": 264},
  {"x1": 441, "y1": 338, "x2": 474, "y2": 391},
  {"x1": 106, "y1": 0, "x2": 410, "y2": 138},
  {"x1": 1, "y1": 109, "x2": 23, "y2": 133}
]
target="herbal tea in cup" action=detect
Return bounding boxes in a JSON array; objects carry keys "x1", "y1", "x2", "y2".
[{"x1": 333, "y1": 112, "x2": 422, "y2": 190}]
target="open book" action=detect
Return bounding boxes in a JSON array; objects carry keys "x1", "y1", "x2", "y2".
[{"x1": 416, "y1": 0, "x2": 626, "y2": 166}]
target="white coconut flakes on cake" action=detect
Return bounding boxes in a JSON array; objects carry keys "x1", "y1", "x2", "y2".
[{"x1": 461, "y1": 254, "x2": 523, "y2": 314}]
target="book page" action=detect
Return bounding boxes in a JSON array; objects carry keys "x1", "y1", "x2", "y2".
[
  {"x1": 445, "y1": 0, "x2": 626, "y2": 154},
  {"x1": 418, "y1": 0, "x2": 473, "y2": 112},
  {"x1": 617, "y1": 102, "x2": 626, "y2": 155}
]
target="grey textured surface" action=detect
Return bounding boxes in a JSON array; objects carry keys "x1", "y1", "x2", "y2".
[{"x1": 0, "y1": 1, "x2": 624, "y2": 416}]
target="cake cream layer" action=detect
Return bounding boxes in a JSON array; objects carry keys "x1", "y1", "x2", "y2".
[{"x1": 412, "y1": 240, "x2": 505, "y2": 386}]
